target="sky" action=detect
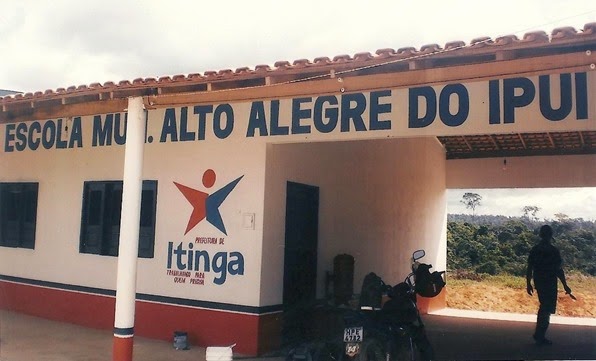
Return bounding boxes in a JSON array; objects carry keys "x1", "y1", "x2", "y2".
[
  {"x1": 1, "y1": 1, "x2": 594, "y2": 220},
  {"x1": 1, "y1": 0, "x2": 594, "y2": 93},
  {"x1": 447, "y1": 188, "x2": 596, "y2": 221}
]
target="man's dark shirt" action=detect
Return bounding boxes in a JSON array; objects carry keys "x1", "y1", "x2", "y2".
[
  {"x1": 528, "y1": 241, "x2": 562, "y2": 282},
  {"x1": 528, "y1": 241, "x2": 562, "y2": 313}
]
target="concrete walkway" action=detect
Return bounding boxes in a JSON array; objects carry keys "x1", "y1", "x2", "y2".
[
  {"x1": 1, "y1": 309, "x2": 595, "y2": 360},
  {"x1": 0, "y1": 310, "x2": 278, "y2": 361},
  {"x1": 425, "y1": 309, "x2": 596, "y2": 360}
]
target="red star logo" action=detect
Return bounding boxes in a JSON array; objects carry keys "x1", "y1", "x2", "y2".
[
  {"x1": 173, "y1": 182, "x2": 208, "y2": 235},
  {"x1": 174, "y1": 169, "x2": 243, "y2": 236}
]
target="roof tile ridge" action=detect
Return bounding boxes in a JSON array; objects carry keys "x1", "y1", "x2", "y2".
[
  {"x1": 444, "y1": 41, "x2": 466, "y2": 50},
  {"x1": 254, "y1": 64, "x2": 273, "y2": 72},
  {"x1": 332, "y1": 54, "x2": 352, "y2": 63},
  {"x1": 522, "y1": 30, "x2": 550, "y2": 43},
  {"x1": 494, "y1": 34, "x2": 519, "y2": 46},
  {"x1": 552, "y1": 22, "x2": 596, "y2": 42},
  {"x1": 292, "y1": 59, "x2": 312, "y2": 67},
  {"x1": 469, "y1": 36, "x2": 494, "y2": 48},
  {"x1": 419, "y1": 44, "x2": 442, "y2": 53},
  {"x1": 374, "y1": 48, "x2": 396, "y2": 58},
  {"x1": 313, "y1": 56, "x2": 332, "y2": 65},
  {"x1": 353, "y1": 52, "x2": 374, "y2": 62},
  {"x1": 235, "y1": 67, "x2": 252, "y2": 74},
  {"x1": 2, "y1": 23, "x2": 595, "y2": 104}
]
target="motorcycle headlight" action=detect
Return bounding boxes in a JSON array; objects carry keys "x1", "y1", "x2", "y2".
[{"x1": 393, "y1": 325, "x2": 409, "y2": 337}]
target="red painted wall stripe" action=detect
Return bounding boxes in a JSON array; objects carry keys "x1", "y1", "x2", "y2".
[
  {"x1": 0, "y1": 280, "x2": 278, "y2": 355},
  {"x1": 0, "y1": 279, "x2": 115, "y2": 329}
]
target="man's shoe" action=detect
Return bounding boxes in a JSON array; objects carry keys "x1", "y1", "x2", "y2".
[{"x1": 534, "y1": 337, "x2": 553, "y2": 345}]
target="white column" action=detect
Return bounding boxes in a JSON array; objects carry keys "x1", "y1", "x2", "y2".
[{"x1": 113, "y1": 96, "x2": 145, "y2": 361}]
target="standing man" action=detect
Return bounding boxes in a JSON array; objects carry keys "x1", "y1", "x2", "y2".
[{"x1": 526, "y1": 224, "x2": 572, "y2": 345}]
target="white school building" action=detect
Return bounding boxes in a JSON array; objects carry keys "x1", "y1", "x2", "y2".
[{"x1": 1, "y1": 23, "x2": 595, "y2": 356}]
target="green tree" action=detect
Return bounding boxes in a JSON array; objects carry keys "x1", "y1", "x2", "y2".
[
  {"x1": 476, "y1": 260, "x2": 500, "y2": 275},
  {"x1": 554, "y1": 213, "x2": 570, "y2": 222},
  {"x1": 447, "y1": 215, "x2": 596, "y2": 277},
  {"x1": 461, "y1": 193, "x2": 482, "y2": 218},
  {"x1": 521, "y1": 205, "x2": 540, "y2": 221}
]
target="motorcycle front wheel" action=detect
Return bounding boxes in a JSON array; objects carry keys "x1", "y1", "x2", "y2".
[
  {"x1": 354, "y1": 338, "x2": 386, "y2": 361},
  {"x1": 394, "y1": 336, "x2": 436, "y2": 361},
  {"x1": 393, "y1": 336, "x2": 418, "y2": 361}
]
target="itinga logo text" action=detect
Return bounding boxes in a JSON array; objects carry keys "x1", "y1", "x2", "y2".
[
  {"x1": 166, "y1": 242, "x2": 244, "y2": 285},
  {"x1": 167, "y1": 169, "x2": 245, "y2": 285}
]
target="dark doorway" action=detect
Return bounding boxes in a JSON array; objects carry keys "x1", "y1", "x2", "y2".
[{"x1": 282, "y1": 181, "x2": 319, "y2": 345}]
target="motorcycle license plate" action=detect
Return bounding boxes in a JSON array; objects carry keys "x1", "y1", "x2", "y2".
[{"x1": 343, "y1": 327, "x2": 363, "y2": 342}]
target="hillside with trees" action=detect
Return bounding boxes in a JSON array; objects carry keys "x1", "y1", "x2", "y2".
[
  {"x1": 446, "y1": 192, "x2": 596, "y2": 317},
  {"x1": 449, "y1": 191, "x2": 595, "y2": 276},
  {"x1": 447, "y1": 214, "x2": 596, "y2": 276}
]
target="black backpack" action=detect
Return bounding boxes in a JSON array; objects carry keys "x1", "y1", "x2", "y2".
[
  {"x1": 358, "y1": 272, "x2": 385, "y2": 309},
  {"x1": 414, "y1": 263, "x2": 445, "y2": 298}
]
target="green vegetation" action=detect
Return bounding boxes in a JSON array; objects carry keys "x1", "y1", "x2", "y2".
[
  {"x1": 447, "y1": 215, "x2": 596, "y2": 276},
  {"x1": 447, "y1": 200, "x2": 596, "y2": 317}
]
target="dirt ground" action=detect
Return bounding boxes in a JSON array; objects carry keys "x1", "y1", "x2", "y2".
[{"x1": 446, "y1": 280, "x2": 596, "y2": 318}]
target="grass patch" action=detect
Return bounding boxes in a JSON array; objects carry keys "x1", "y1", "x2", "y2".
[
  {"x1": 446, "y1": 271, "x2": 596, "y2": 317},
  {"x1": 448, "y1": 271, "x2": 596, "y2": 291}
]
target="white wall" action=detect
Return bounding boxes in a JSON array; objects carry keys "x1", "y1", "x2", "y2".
[
  {"x1": 261, "y1": 137, "x2": 446, "y2": 305},
  {"x1": 1, "y1": 110, "x2": 447, "y2": 310},
  {"x1": 446, "y1": 154, "x2": 596, "y2": 188},
  {"x1": 0, "y1": 136, "x2": 125, "y2": 287},
  {"x1": 0, "y1": 113, "x2": 268, "y2": 307}
]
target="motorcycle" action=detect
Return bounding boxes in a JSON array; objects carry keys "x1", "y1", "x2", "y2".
[{"x1": 340, "y1": 250, "x2": 445, "y2": 361}]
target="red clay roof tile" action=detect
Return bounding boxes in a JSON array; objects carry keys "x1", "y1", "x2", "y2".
[
  {"x1": 522, "y1": 30, "x2": 549, "y2": 42},
  {"x1": 354, "y1": 52, "x2": 374, "y2": 61},
  {"x1": 470, "y1": 36, "x2": 492, "y2": 46},
  {"x1": 255, "y1": 64, "x2": 272, "y2": 72},
  {"x1": 445, "y1": 41, "x2": 466, "y2": 50},
  {"x1": 420, "y1": 44, "x2": 441, "y2": 53},
  {"x1": 495, "y1": 35, "x2": 518, "y2": 45},
  {"x1": 375, "y1": 48, "x2": 396, "y2": 58},
  {"x1": 235, "y1": 67, "x2": 251, "y2": 74},
  {"x1": 292, "y1": 59, "x2": 311, "y2": 67},
  {"x1": 552, "y1": 26, "x2": 578, "y2": 39},
  {"x1": 273, "y1": 60, "x2": 291, "y2": 68},
  {"x1": 397, "y1": 47, "x2": 417, "y2": 56},
  {"x1": 217, "y1": 69, "x2": 233, "y2": 76},
  {"x1": 313, "y1": 57, "x2": 331, "y2": 64},
  {"x1": 332, "y1": 55, "x2": 351, "y2": 62}
]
